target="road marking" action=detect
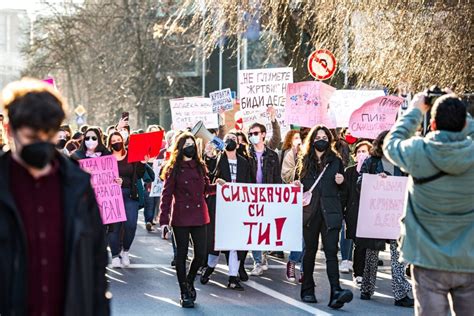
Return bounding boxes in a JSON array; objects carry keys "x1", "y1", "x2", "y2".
[
  {"x1": 144, "y1": 293, "x2": 181, "y2": 307},
  {"x1": 214, "y1": 264, "x2": 332, "y2": 315}
]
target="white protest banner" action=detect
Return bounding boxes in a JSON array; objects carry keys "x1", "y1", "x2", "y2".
[
  {"x1": 210, "y1": 88, "x2": 233, "y2": 113},
  {"x1": 149, "y1": 159, "x2": 163, "y2": 197},
  {"x1": 215, "y1": 183, "x2": 303, "y2": 251},
  {"x1": 79, "y1": 156, "x2": 127, "y2": 225},
  {"x1": 239, "y1": 67, "x2": 293, "y2": 136},
  {"x1": 356, "y1": 174, "x2": 408, "y2": 240},
  {"x1": 170, "y1": 97, "x2": 218, "y2": 131},
  {"x1": 327, "y1": 90, "x2": 385, "y2": 128},
  {"x1": 348, "y1": 95, "x2": 404, "y2": 139}
]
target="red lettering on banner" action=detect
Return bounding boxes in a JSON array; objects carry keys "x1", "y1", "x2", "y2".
[
  {"x1": 290, "y1": 186, "x2": 300, "y2": 204},
  {"x1": 231, "y1": 185, "x2": 240, "y2": 201},
  {"x1": 248, "y1": 204, "x2": 264, "y2": 217},
  {"x1": 242, "y1": 186, "x2": 250, "y2": 202},
  {"x1": 243, "y1": 222, "x2": 257, "y2": 244},
  {"x1": 250, "y1": 187, "x2": 258, "y2": 203},
  {"x1": 275, "y1": 187, "x2": 282, "y2": 202},
  {"x1": 274, "y1": 217, "x2": 287, "y2": 246},
  {"x1": 267, "y1": 187, "x2": 274, "y2": 202},
  {"x1": 259, "y1": 187, "x2": 267, "y2": 202},
  {"x1": 258, "y1": 223, "x2": 271, "y2": 245},
  {"x1": 283, "y1": 187, "x2": 290, "y2": 202},
  {"x1": 222, "y1": 185, "x2": 231, "y2": 202}
]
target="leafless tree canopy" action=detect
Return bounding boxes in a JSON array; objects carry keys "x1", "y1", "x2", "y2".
[{"x1": 164, "y1": 0, "x2": 472, "y2": 93}]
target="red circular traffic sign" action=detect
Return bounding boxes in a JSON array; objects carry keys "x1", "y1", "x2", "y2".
[{"x1": 308, "y1": 49, "x2": 337, "y2": 80}]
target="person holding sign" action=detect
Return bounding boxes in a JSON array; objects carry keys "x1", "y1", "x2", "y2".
[
  {"x1": 357, "y1": 130, "x2": 413, "y2": 307},
  {"x1": 158, "y1": 132, "x2": 225, "y2": 308},
  {"x1": 107, "y1": 131, "x2": 146, "y2": 268},
  {"x1": 297, "y1": 125, "x2": 353, "y2": 309},
  {"x1": 201, "y1": 132, "x2": 255, "y2": 290},
  {"x1": 0, "y1": 79, "x2": 110, "y2": 315}
]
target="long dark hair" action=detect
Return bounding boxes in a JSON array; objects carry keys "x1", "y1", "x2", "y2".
[
  {"x1": 297, "y1": 125, "x2": 338, "y2": 179},
  {"x1": 162, "y1": 132, "x2": 207, "y2": 178},
  {"x1": 77, "y1": 127, "x2": 109, "y2": 154},
  {"x1": 107, "y1": 131, "x2": 126, "y2": 156},
  {"x1": 370, "y1": 130, "x2": 389, "y2": 158}
]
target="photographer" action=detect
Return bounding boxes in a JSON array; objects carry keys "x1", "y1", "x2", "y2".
[{"x1": 383, "y1": 92, "x2": 474, "y2": 316}]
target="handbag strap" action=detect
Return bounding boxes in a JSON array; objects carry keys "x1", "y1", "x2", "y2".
[{"x1": 308, "y1": 164, "x2": 329, "y2": 193}]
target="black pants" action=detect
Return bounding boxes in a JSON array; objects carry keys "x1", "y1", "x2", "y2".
[
  {"x1": 173, "y1": 225, "x2": 207, "y2": 293},
  {"x1": 352, "y1": 242, "x2": 367, "y2": 278},
  {"x1": 301, "y1": 210, "x2": 341, "y2": 297}
]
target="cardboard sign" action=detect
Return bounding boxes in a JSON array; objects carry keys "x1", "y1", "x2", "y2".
[
  {"x1": 79, "y1": 156, "x2": 127, "y2": 225},
  {"x1": 170, "y1": 97, "x2": 218, "y2": 131},
  {"x1": 215, "y1": 183, "x2": 303, "y2": 251},
  {"x1": 127, "y1": 131, "x2": 164, "y2": 163},
  {"x1": 149, "y1": 159, "x2": 164, "y2": 197},
  {"x1": 285, "y1": 81, "x2": 336, "y2": 128},
  {"x1": 356, "y1": 174, "x2": 408, "y2": 240},
  {"x1": 327, "y1": 90, "x2": 385, "y2": 128},
  {"x1": 348, "y1": 96, "x2": 404, "y2": 139},
  {"x1": 210, "y1": 88, "x2": 233, "y2": 113},
  {"x1": 239, "y1": 67, "x2": 293, "y2": 137}
]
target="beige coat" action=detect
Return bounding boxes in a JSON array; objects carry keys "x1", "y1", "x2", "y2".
[{"x1": 281, "y1": 149, "x2": 298, "y2": 184}]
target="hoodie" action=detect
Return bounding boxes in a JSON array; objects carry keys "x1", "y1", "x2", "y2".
[{"x1": 383, "y1": 107, "x2": 474, "y2": 272}]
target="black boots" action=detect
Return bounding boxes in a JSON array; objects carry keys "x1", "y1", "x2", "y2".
[
  {"x1": 328, "y1": 287, "x2": 353, "y2": 309},
  {"x1": 301, "y1": 294, "x2": 318, "y2": 303},
  {"x1": 187, "y1": 276, "x2": 197, "y2": 302},
  {"x1": 239, "y1": 261, "x2": 249, "y2": 282},
  {"x1": 394, "y1": 295, "x2": 414, "y2": 307},
  {"x1": 179, "y1": 283, "x2": 194, "y2": 308},
  {"x1": 200, "y1": 266, "x2": 215, "y2": 284},
  {"x1": 228, "y1": 276, "x2": 244, "y2": 291}
]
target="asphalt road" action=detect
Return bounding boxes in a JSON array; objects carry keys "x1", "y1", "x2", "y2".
[{"x1": 108, "y1": 212, "x2": 414, "y2": 316}]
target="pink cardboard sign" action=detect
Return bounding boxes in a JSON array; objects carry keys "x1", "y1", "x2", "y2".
[
  {"x1": 285, "y1": 81, "x2": 336, "y2": 128},
  {"x1": 356, "y1": 174, "x2": 408, "y2": 240},
  {"x1": 348, "y1": 95, "x2": 404, "y2": 139},
  {"x1": 79, "y1": 156, "x2": 127, "y2": 224}
]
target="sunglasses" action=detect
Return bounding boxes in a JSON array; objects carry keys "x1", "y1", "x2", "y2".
[
  {"x1": 85, "y1": 136, "x2": 98, "y2": 141},
  {"x1": 248, "y1": 131, "x2": 261, "y2": 137}
]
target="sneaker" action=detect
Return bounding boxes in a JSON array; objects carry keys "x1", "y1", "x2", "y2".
[
  {"x1": 347, "y1": 260, "x2": 353, "y2": 271},
  {"x1": 111, "y1": 257, "x2": 122, "y2": 268},
  {"x1": 145, "y1": 222, "x2": 153, "y2": 232},
  {"x1": 121, "y1": 251, "x2": 130, "y2": 267},
  {"x1": 360, "y1": 292, "x2": 371, "y2": 300},
  {"x1": 250, "y1": 264, "x2": 263, "y2": 276},
  {"x1": 261, "y1": 254, "x2": 269, "y2": 271},
  {"x1": 353, "y1": 276, "x2": 363, "y2": 287},
  {"x1": 298, "y1": 272, "x2": 304, "y2": 283},
  {"x1": 394, "y1": 295, "x2": 414, "y2": 307},
  {"x1": 228, "y1": 276, "x2": 245, "y2": 291},
  {"x1": 339, "y1": 260, "x2": 350, "y2": 274},
  {"x1": 286, "y1": 261, "x2": 296, "y2": 282}
]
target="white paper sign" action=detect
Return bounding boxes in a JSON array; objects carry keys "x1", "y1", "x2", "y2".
[
  {"x1": 210, "y1": 88, "x2": 233, "y2": 113},
  {"x1": 238, "y1": 67, "x2": 293, "y2": 136},
  {"x1": 327, "y1": 90, "x2": 385, "y2": 128},
  {"x1": 356, "y1": 174, "x2": 408, "y2": 240},
  {"x1": 215, "y1": 183, "x2": 303, "y2": 251},
  {"x1": 170, "y1": 97, "x2": 218, "y2": 131},
  {"x1": 150, "y1": 159, "x2": 163, "y2": 197}
]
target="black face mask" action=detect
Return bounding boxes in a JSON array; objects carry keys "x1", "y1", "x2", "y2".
[
  {"x1": 237, "y1": 143, "x2": 247, "y2": 154},
  {"x1": 111, "y1": 142, "x2": 123, "y2": 152},
  {"x1": 20, "y1": 141, "x2": 56, "y2": 169},
  {"x1": 314, "y1": 139, "x2": 330, "y2": 152},
  {"x1": 182, "y1": 145, "x2": 195, "y2": 158},
  {"x1": 56, "y1": 139, "x2": 67, "y2": 149},
  {"x1": 225, "y1": 139, "x2": 237, "y2": 151}
]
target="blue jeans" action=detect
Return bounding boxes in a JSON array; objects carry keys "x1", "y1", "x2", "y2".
[
  {"x1": 143, "y1": 190, "x2": 159, "y2": 223},
  {"x1": 108, "y1": 188, "x2": 140, "y2": 257},
  {"x1": 340, "y1": 223, "x2": 353, "y2": 261},
  {"x1": 289, "y1": 238, "x2": 306, "y2": 271},
  {"x1": 252, "y1": 251, "x2": 262, "y2": 264}
]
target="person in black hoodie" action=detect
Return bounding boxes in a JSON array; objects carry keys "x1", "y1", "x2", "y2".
[
  {"x1": 200, "y1": 132, "x2": 255, "y2": 290},
  {"x1": 298, "y1": 124, "x2": 353, "y2": 309}
]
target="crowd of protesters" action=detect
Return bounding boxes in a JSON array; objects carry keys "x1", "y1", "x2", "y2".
[{"x1": 0, "y1": 78, "x2": 472, "y2": 316}]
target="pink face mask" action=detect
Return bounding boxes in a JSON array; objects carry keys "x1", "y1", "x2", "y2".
[{"x1": 356, "y1": 152, "x2": 369, "y2": 173}]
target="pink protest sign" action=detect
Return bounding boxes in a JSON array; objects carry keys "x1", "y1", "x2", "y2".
[
  {"x1": 285, "y1": 81, "x2": 336, "y2": 128},
  {"x1": 79, "y1": 156, "x2": 127, "y2": 225},
  {"x1": 42, "y1": 77, "x2": 56, "y2": 89},
  {"x1": 348, "y1": 95, "x2": 404, "y2": 139},
  {"x1": 356, "y1": 174, "x2": 408, "y2": 240}
]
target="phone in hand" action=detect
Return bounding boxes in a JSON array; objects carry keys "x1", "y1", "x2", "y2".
[{"x1": 121, "y1": 111, "x2": 129, "y2": 121}]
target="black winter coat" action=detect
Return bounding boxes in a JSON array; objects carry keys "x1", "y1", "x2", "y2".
[
  {"x1": 356, "y1": 156, "x2": 404, "y2": 250},
  {"x1": 300, "y1": 153, "x2": 345, "y2": 230},
  {"x1": 0, "y1": 152, "x2": 110, "y2": 316},
  {"x1": 248, "y1": 146, "x2": 282, "y2": 184},
  {"x1": 341, "y1": 165, "x2": 360, "y2": 240}
]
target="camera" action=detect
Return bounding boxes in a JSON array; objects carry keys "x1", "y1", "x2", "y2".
[{"x1": 424, "y1": 85, "x2": 447, "y2": 107}]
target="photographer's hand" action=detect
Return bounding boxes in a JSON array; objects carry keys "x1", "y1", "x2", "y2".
[{"x1": 410, "y1": 92, "x2": 430, "y2": 114}]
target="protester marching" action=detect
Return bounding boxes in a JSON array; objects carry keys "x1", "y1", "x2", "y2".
[{"x1": 0, "y1": 67, "x2": 472, "y2": 316}]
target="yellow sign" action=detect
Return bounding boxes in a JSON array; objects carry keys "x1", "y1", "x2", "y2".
[{"x1": 74, "y1": 105, "x2": 86, "y2": 116}]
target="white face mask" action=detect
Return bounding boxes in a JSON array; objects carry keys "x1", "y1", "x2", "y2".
[
  {"x1": 249, "y1": 135, "x2": 260, "y2": 145},
  {"x1": 85, "y1": 140, "x2": 98, "y2": 150},
  {"x1": 119, "y1": 130, "x2": 129, "y2": 141},
  {"x1": 292, "y1": 139, "x2": 302, "y2": 147}
]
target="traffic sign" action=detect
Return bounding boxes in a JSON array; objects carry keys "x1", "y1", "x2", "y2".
[
  {"x1": 75, "y1": 105, "x2": 87, "y2": 116},
  {"x1": 308, "y1": 49, "x2": 337, "y2": 80}
]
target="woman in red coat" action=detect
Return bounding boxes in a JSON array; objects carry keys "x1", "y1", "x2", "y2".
[{"x1": 158, "y1": 132, "x2": 224, "y2": 308}]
